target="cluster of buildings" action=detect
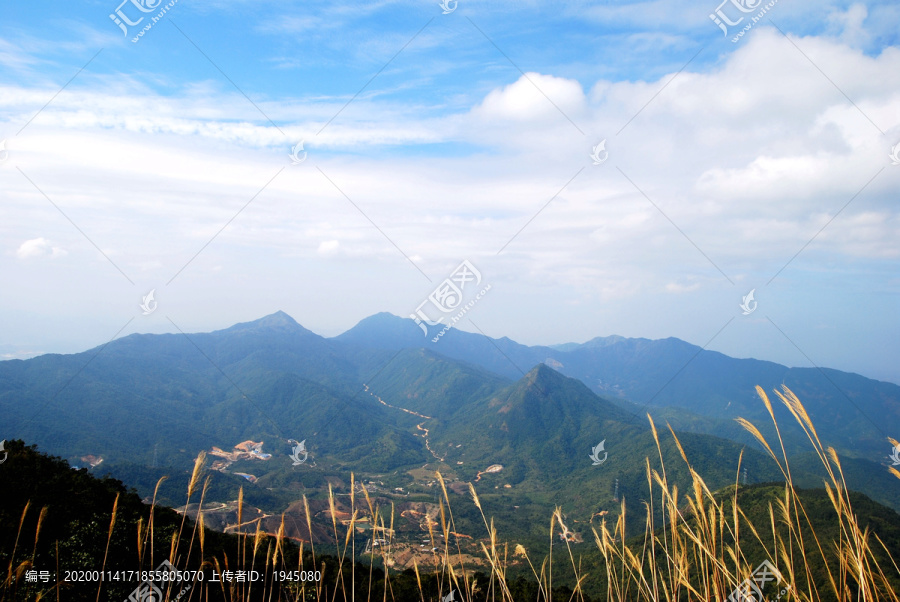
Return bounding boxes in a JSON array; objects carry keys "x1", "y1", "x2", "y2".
[{"x1": 209, "y1": 440, "x2": 271, "y2": 472}]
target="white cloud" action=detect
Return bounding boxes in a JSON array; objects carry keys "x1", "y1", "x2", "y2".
[
  {"x1": 15, "y1": 238, "x2": 66, "y2": 259},
  {"x1": 0, "y1": 350, "x2": 45, "y2": 360},
  {"x1": 665, "y1": 281, "x2": 702, "y2": 294},
  {"x1": 317, "y1": 240, "x2": 340, "y2": 255},
  {"x1": 2, "y1": 26, "x2": 898, "y2": 288},
  {"x1": 827, "y1": 3, "x2": 871, "y2": 47},
  {"x1": 255, "y1": 15, "x2": 324, "y2": 35},
  {"x1": 473, "y1": 72, "x2": 587, "y2": 123}
]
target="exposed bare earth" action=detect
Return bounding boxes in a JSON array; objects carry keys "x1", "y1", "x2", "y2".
[{"x1": 179, "y1": 495, "x2": 490, "y2": 570}]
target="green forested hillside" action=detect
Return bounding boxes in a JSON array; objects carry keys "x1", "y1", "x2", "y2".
[
  {"x1": 1, "y1": 311, "x2": 898, "y2": 558},
  {"x1": 0, "y1": 441, "x2": 602, "y2": 602},
  {"x1": 336, "y1": 312, "x2": 900, "y2": 460}
]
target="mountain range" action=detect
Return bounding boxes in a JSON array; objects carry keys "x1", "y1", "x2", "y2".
[
  {"x1": 338, "y1": 312, "x2": 900, "y2": 460},
  {"x1": 1, "y1": 310, "x2": 898, "y2": 547}
]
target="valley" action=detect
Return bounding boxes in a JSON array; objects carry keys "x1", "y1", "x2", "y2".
[{"x1": 2, "y1": 311, "x2": 899, "y2": 573}]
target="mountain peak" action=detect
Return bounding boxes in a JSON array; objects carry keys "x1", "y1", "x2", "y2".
[
  {"x1": 580, "y1": 334, "x2": 628, "y2": 349},
  {"x1": 496, "y1": 362, "x2": 641, "y2": 427},
  {"x1": 526, "y1": 362, "x2": 561, "y2": 381},
  {"x1": 520, "y1": 362, "x2": 582, "y2": 394},
  {"x1": 332, "y1": 312, "x2": 424, "y2": 348},
  {"x1": 360, "y1": 312, "x2": 405, "y2": 325},
  {"x1": 260, "y1": 310, "x2": 298, "y2": 325},
  {"x1": 221, "y1": 311, "x2": 313, "y2": 335}
]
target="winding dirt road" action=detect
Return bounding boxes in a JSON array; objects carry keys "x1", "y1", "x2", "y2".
[{"x1": 364, "y1": 385, "x2": 444, "y2": 463}]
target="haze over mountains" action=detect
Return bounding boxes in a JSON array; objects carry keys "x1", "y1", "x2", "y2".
[
  {"x1": 1, "y1": 310, "x2": 898, "y2": 530},
  {"x1": 339, "y1": 312, "x2": 900, "y2": 458}
]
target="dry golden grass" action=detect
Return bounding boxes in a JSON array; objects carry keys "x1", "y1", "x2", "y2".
[{"x1": 3, "y1": 386, "x2": 900, "y2": 601}]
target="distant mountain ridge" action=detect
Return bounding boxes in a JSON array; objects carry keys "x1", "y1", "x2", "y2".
[
  {"x1": 335, "y1": 312, "x2": 900, "y2": 460},
  {"x1": 2, "y1": 310, "x2": 899, "y2": 522}
]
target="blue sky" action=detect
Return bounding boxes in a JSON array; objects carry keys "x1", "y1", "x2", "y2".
[{"x1": 1, "y1": 0, "x2": 899, "y2": 384}]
